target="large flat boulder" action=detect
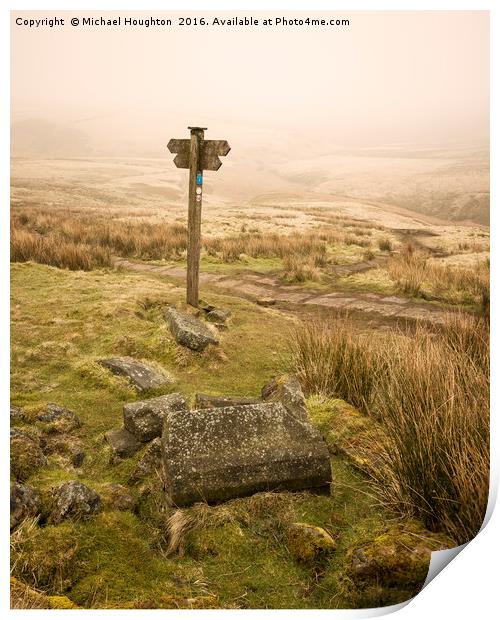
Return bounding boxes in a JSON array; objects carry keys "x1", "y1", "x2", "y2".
[
  {"x1": 162, "y1": 402, "x2": 332, "y2": 506},
  {"x1": 194, "y1": 393, "x2": 262, "y2": 409},
  {"x1": 98, "y1": 357, "x2": 174, "y2": 392},
  {"x1": 123, "y1": 393, "x2": 188, "y2": 442},
  {"x1": 166, "y1": 307, "x2": 219, "y2": 351}
]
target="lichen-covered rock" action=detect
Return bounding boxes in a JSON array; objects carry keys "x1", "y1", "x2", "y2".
[
  {"x1": 124, "y1": 393, "x2": 187, "y2": 442},
  {"x1": 100, "y1": 483, "x2": 136, "y2": 512},
  {"x1": 166, "y1": 307, "x2": 219, "y2": 351},
  {"x1": 205, "y1": 308, "x2": 231, "y2": 324},
  {"x1": 287, "y1": 522, "x2": 336, "y2": 563},
  {"x1": 347, "y1": 522, "x2": 454, "y2": 592},
  {"x1": 105, "y1": 428, "x2": 142, "y2": 460},
  {"x1": 10, "y1": 483, "x2": 42, "y2": 530},
  {"x1": 129, "y1": 438, "x2": 163, "y2": 484},
  {"x1": 50, "y1": 481, "x2": 102, "y2": 524},
  {"x1": 10, "y1": 430, "x2": 47, "y2": 481},
  {"x1": 194, "y1": 393, "x2": 262, "y2": 409},
  {"x1": 43, "y1": 435, "x2": 85, "y2": 468},
  {"x1": 36, "y1": 403, "x2": 81, "y2": 434},
  {"x1": 262, "y1": 374, "x2": 309, "y2": 422},
  {"x1": 98, "y1": 357, "x2": 175, "y2": 392},
  {"x1": 162, "y1": 402, "x2": 332, "y2": 506}
]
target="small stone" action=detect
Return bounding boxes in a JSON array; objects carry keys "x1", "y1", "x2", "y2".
[
  {"x1": 194, "y1": 393, "x2": 262, "y2": 409},
  {"x1": 256, "y1": 298, "x2": 276, "y2": 307},
  {"x1": 10, "y1": 483, "x2": 42, "y2": 530},
  {"x1": 98, "y1": 357, "x2": 174, "y2": 392},
  {"x1": 262, "y1": 374, "x2": 309, "y2": 422},
  {"x1": 166, "y1": 307, "x2": 219, "y2": 351},
  {"x1": 198, "y1": 299, "x2": 216, "y2": 313},
  {"x1": 10, "y1": 431, "x2": 47, "y2": 482},
  {"x1": 100, "y1": 483, "x2": 136, "y2": 512},
  {"x1": 105, "y1": 428, "x2": 142, "y2": 459},
  {"x1": 50, "y1": 481, "x2": 101, "y2": 524},
  {"x1": 36, "y1": 403, "x2": 81, "y2": 434},
  {"x1": 206, "y1": 308, "x2": 231, "y2": 324},
  {"x1": 287, "y1": 522, "x2": 336, "y2": 563},
  {"x1": 129, "y1": 438, "x2": 163, "y2": 484},
  {"x1": 123, "y1": 393, "x2": 187, "y2": 442}
]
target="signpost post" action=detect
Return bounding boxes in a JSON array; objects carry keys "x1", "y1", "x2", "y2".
[{"x1": 167, "y1": 127, "x2": 230, "y2": 308}]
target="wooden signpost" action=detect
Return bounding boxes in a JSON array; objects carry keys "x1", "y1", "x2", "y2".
[{"x1": 167, "y1": 127, "x2": 230, "y2": 307}]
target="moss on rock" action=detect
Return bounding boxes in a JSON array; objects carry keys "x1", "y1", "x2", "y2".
[{"x1": 286, "y1": 522, "x2": 336, "y2": 564}]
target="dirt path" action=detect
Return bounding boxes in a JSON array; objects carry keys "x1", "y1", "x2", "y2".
[{"x1": 114, "y1": 257, "x2": 453, "y2": 324}]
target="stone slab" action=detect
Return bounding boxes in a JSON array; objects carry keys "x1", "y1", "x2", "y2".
[
  {"x1": 194, "y1": 393, "x2": 262, "y2": 409},
  {"x1": 98, "y1": 357, "x2": 174, "y2": 392},
  {"x1": 162, "y1": 402, "x2": 332, "y2": 506}
]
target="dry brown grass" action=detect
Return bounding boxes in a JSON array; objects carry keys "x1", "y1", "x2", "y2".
[
  {"x1": 289, "y1": 312, "x2": 489, "y2": 544},
  {"x1": 11, "y1": 206, "x2": 374, "y2": 271},
  {"x1": 387, "y1": 244, "x2": 489, "y2": 309},
  {"x1": 11, "y1": 209, "x2": 187, "y2": 270},
  {"x1": 289, "y1": 314, "x2": 375, "y2": 415}
]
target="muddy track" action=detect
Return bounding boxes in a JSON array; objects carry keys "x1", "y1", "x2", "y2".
[{"x1": 114, "y1": 257, "x2": 454, "y2": 325}]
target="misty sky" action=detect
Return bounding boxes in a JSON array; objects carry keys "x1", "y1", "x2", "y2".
[{"x1": 11, "y1": 11, "x2": 489, "y2": 155}]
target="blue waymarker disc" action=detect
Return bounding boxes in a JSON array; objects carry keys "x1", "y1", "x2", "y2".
[{"x1": 196, "y1": 173, "x2": 203, "y2": 185}]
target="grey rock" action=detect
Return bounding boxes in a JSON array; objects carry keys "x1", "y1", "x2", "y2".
[
  {"x1": 101, "y1": 483, "x2": 136, "y2": 512},
  {"x1": 98, "y1": 357, "x2": 174, "y2": 392},
  {"x1": 124, "y1": 393, "x2": 187, "y2": 442},
  {"x1": 162, "y1": 402, "x2": 332, "y2": 506},
  {"x1": 206, "y1": 308, "x2": 231, "y2": 324},
  {"x1": 262, "y1": 375, "x2": 309, "y2": 422},
  {"x1": 129, "y1": 438, "x2": 163, "y2": 484},
  {"x1": 51, "y1": 481, "x2": 101, "y2": 524},
  {"x1": 10, "y1": 405, "x2": 24, "y2": 421},
  {"x1": 194, "y1": 393, "x2": 262, "y2": 409},
  {"x1": 36, "y1": 403, "x2": 81, "y2": 434},
  {"x1": 166, "y1": 307, "x2": 219, "y2": 351},
  {"x1": 105, "y1": 428, "x2": 142, "y2": 459},
  {"x1": 10, "y1": 483, "x2": 42, "y2": 530}
]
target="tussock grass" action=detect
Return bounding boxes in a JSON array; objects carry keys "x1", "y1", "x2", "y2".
[
  {"x1": 289, "y1": 312, "x2": 489, "y2": 544},
  {"x1": 11, "y1": 208, "x2": 369, "y2": 271},
  {"x1": 289, "y1": 315, "x2": 375, "y2": 415},
  {"x1": 387, "y1": 244, "x2": 489, "y2": 310}
]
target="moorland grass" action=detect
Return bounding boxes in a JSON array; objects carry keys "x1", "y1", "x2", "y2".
[{"x1": 288, "y1": 312, "x2": 489, "y2": 544}]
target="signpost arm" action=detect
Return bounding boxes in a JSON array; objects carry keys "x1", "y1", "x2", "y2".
[{"x1": 186, "y1": 127, "x2": 205, "y2": 307}]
